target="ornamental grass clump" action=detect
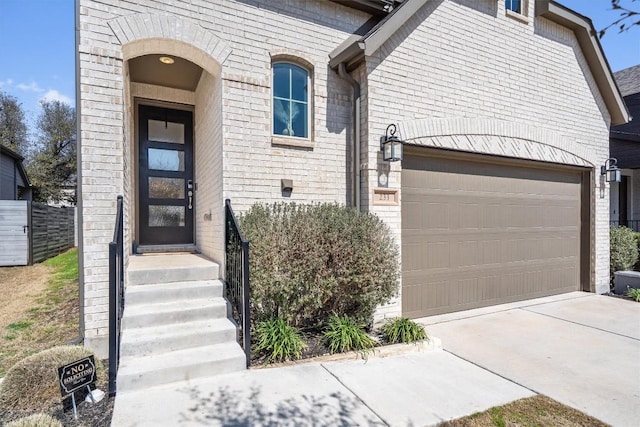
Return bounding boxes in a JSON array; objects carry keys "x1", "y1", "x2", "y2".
[
  {"x1": 240, "y1": 202, "x2": 399, "y2": 330},
  {"x1": 253, "y1": 317, "x2": 306, "y2": 363},
  {"x1": 381, "y1": 317, "x2": 428, "y2": 344},
  {"x1": 0, "y1": 345, "x2": 105, "y2": 412},
  {"x1": 626, "y1": 288, "x2": 640, "y2": 302},
  {"x1": 323, "y1": 315, "x2": 376, "y2": 355},
  {"x1": 5, "y1": 413, "x2": 63, "y2": 427}
]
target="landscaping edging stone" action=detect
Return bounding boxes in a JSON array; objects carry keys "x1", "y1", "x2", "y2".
[{"x1": 251, "y1": 336, "x2": 442, "y2": 369}]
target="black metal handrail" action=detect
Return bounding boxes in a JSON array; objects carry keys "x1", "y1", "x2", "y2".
[
  {"x1": 108, "y1": 195, "x2": 124, "y2": 396},
  {"x1": 224, "y1": 199, "x2": 250, "y2": 367},
  {"x1": 611, "y1": 220, "x2": 640, "y2": 232}
]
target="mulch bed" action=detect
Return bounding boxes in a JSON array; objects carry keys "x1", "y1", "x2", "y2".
[{"x1": 251, "y1": 331, "x2": 333, "y2": 365}]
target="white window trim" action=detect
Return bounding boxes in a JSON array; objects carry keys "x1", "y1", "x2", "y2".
[
  {"x1": 271, "y1": 61, "x2": 313, "y2": 147},
  {"x1": 504, "y1": 0, "x2": 530, "y2": 23}
]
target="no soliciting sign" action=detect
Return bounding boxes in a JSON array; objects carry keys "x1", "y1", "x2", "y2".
[{"x1": 57, "y1": 355, "x2": 97, "y2": 397}]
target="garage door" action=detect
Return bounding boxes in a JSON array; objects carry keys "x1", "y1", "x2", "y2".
[{"x1": 402, "y1": 151, "x2": 584, "y2": 318}]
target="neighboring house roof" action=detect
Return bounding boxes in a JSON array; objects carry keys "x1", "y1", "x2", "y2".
[
  {"x1": 611, "y1": 65, "x2": 640, "y2": 168},
  {"x1": 611, "y1": 92, "x2": 640, "y2": 143},
  {"x1": 612, "y1": 65, "x2": 640, "y2": 141},
  {"x1": 613, "y1": 64, "x2": 640, "y2": 97},
  {"x1": 0, "y1": 144, "x2": 31, "y2": 187},
  {"x1": 329, "y1": 0, "x2": 630, "y2": 126}
]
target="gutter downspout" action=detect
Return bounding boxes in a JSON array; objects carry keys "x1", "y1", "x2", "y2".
[{"x1": 338, "y1": 63, "x2": 361, "y2": 211}]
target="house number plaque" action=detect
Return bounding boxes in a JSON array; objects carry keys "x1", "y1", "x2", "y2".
[{"x1": 372, "y1": 188, "x2": 399, "y2": 206}]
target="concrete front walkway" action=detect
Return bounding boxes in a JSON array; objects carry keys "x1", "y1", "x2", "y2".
[
  {"x1": 111, "y1": 291, "x2": 639, "y2": 426},
  {"x1": 111, "y1": 347, "x2": 533, "y2": 426},
  {"x1": 419, "y1": 292, "x2": 640, "y2": 427}
]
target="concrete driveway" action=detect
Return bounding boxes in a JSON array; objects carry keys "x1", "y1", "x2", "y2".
[{"x1": 418, "y1": 292, "x2": 640, "y2": 427}]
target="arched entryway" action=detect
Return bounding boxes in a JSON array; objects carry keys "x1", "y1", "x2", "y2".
[{"x1": 108, "y1": 14, "x2": 230, "y2": 263}]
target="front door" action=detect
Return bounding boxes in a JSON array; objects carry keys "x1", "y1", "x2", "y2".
[{"x1": 138, "y1": 105, "x2": 194, "y2": 245}]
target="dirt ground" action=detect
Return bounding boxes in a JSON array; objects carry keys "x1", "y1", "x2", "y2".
[
  {"x1": 0, "y1": 253, "x2": 115, "y2": 425},
  {"x1": 0, "y1": 264, "x2": 52, "y2": 330}
]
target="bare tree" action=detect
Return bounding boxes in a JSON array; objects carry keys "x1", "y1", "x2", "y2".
[{"x1": 600, "y1": 0, "x2": 640, "y2": 38}]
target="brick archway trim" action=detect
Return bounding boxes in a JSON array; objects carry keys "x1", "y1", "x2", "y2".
[
  {"x1": 108, "y1": 13, "x2": 231, "y2": 74},
  {"x1": 398, "y1": 118, "x2": 594, "y2": 168}
]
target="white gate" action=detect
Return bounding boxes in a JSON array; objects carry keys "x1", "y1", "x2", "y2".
[{"x1": 0, "y1": 200, "x2": 29, "y2": 266}]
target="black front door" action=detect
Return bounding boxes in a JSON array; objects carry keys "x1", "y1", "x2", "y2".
[{"x1": 138, "y1": 105, "x2": 194, "y2": 245}]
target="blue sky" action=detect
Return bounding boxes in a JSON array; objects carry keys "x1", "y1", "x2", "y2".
[
  {"x1": 0, "y1": 0, "x2": 75, "y2": 125},
  {"x1": 0, "y1": 0, "x2": 638, "y2": 127}
]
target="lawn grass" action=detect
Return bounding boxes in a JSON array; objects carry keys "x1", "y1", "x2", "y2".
[
  {"x1": 439, "y1": 395, "x2": 610, "y2": 427},
  {"x1": 0, "y1": 249, "x2": 79, "y2": 377}
]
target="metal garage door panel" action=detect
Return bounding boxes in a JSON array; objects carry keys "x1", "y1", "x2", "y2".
[{"x1": 402, "y1": 154, "x2": 582, "y2": 318}]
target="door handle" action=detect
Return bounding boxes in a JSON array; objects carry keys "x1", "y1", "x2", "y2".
[{"x1": 187, "y1": 190, "x2": 193, "y2": 209}]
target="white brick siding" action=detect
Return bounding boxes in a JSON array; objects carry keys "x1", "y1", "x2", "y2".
[
  {"x1": 364, "y1": 0, "x2": 613, "y2": 321},
  {"x1": 79, "y1": 0, "x2": 616, "y2": 354},
  {"x1": 79, "y1": 0, "x2": 368, "y2": 356},
  {"x1": 195, "y1": 71, "x2": 224, "y2": 264}
]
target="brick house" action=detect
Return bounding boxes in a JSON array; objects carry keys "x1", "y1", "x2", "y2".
[
  {"x1": 610, "y1": 65, "x2": 640, "y2": 231},
  {"x1": 77, "y1": 0, "x2": 627, "y2": 373}
]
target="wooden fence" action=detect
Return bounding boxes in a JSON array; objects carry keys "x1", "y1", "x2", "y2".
[
  {"x1": 0, "y1": 201, "x2": 75, "y2": 266},
  {"x1": 30, "y1": 203, "x2": 75, "y2": 264}
]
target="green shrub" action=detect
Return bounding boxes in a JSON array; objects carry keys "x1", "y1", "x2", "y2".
[
  {"x1": 5, "y1": 413, "x2": 62, "y2": 427},
  {"x1": 241, "y1": 202, "x2": 399, "y2": 329},
  {"x1": 381, "y1": 317, "x2": 428, "y2": 344},
  {"x1": 610, "y1": 226, "x2": 639, "y2": 280},
  {"x1": 323, "y1": 315, "x2": 376, "y2": 355},
  {"x1": 626, "y1": 288, "x2": 640, "y2": 302},
  {"x1": 0, "y1": 345, "x2": 105, "y2": 412},
  {"x1": 254, "y1": 317, "x2": 306, "y2": 363}
]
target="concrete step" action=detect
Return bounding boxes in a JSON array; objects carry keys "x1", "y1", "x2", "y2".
[
  {"x1": 126, "y1": 280, "x2": 224, "y2": 306},
  {"x1": 122, "y1": 298, "x2": 229, "y2": 329},
  {"x1": 127, "y1": 254, "x2": 219, "y2": 286},
  {"x1": 120, "y1": 318, "x2": 238, "y2": 358},
  {"x1": 117, "y1": 342, "x2": 247, "y2": 392}
]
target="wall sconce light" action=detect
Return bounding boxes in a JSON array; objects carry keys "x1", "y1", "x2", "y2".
[
  {"x1": 281, "y1": 179, "x2": 293, "y2": 192},
  {"x1": 380, "y1": 124, "x2": 403, "y2": 162},
  {"x1": 601, "y1": 158, "x2": 621, "y2": 183}
]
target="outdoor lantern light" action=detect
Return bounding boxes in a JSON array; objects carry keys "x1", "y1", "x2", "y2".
[
  {"x1": 601, "y1": 158, "x2": 622, "y2": 183},
  {"x1": 381, "y1": 124, "x2": 403, "y2": 162}
]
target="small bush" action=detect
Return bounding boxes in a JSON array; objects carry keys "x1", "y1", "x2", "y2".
[
  {"x1": 626, "y1": 288, "x2": 640, "y2": 302},
  {"x1": 0, "y1": 345, "x2": 105, "y2": 412},
  {"x1": 323, "y1": 315, "x2": 376, "y2": 355},
  {"x1": 5, "y1": 413, "x2": 62, "y2": 427},
  {"x1": 381, "y1": 317, "x2": 428, "y2": 344},
  {"x1": 241, "y1": 203, "x2": 399, "y2": 329},
  {"x1": 611, "y1": 226, "x2": 639, "y2": 281},
  {"x1": 254, "y1": 317, "x2": 306, "y2": 363}
]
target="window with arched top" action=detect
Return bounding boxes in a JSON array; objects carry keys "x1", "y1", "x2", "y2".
[{"x1": 272, "y1": 62, "x2": 310, "y2": 139}]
